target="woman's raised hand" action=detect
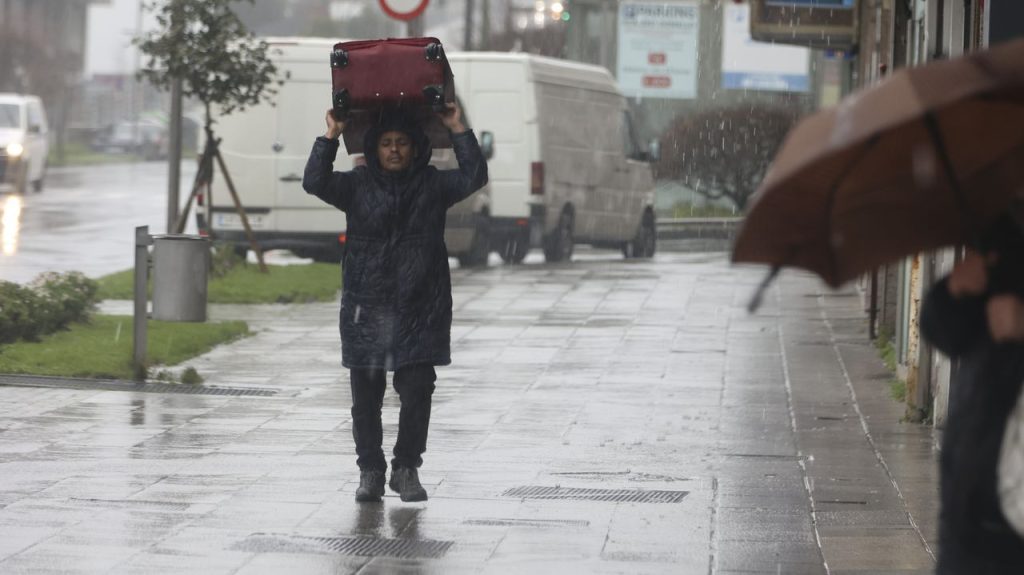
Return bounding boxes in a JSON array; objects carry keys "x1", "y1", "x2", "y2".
[
  {"x1": 437, "y1": 102, "x2": 466, "y2": 134},
  {"x1": 325, "y1": 109, "x2": 345, "y2": 140}
]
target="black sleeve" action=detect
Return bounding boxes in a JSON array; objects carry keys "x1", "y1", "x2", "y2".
[
  {"x1": 920, "y1": 276, "x2": 990, "y2": 358},
  {"x1": 436, "y1": 130, "x2": 489, "y2": 208},
  {"x1": 302, "y1": 136, "x2": 359, "y2": 212}
]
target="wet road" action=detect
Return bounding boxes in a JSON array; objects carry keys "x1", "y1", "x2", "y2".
[
  {"x1": 0, "y1": 162, "x2": 640, "y2": 285},
  {"x1": 0, "y1": 162, "x2": 196, "y2": 284},
  {"x1": 0, "y1": 252, "x2": 940, "y2": 573}
]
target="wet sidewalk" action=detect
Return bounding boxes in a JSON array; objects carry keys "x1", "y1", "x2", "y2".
[{"x1": 0, "y1": 253, "x2": 939, "y2": 574}]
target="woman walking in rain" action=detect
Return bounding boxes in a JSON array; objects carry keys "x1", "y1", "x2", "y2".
[{"x1": 302, "y1": 103, "x2": 487, "y2": 502}]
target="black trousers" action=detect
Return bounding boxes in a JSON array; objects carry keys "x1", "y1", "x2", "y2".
[{"x1": 349, "y1": 365, "x2": 436, "y2": 471}]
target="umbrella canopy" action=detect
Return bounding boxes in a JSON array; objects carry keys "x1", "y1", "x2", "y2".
[{"x1": 732, "y1": 39, "x2": 1024, "y2": 298}]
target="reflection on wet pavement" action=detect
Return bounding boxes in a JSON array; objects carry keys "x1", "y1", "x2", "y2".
[
  {"x1": 2, "y1": 194, "x2": 21, "y2": 256},
  {"x1": 0, "y1": 163, "x2": 196, "y2": 283}
]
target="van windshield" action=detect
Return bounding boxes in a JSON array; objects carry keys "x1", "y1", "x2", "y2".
[{"x1": 0, "y1": 104, "x2": 19, "y2": 129}]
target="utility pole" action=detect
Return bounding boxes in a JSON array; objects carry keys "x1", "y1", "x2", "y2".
[
  {"x1": 166, "y1": 0, "x2": 183, "y2": 233},
  {"x1": 0, "y1": 0, "x2": 10, "y2": 90},
  {"x1": 481, "y1": 0, "x2": 490, "y2": 50},
  {"x1": 464, "y1": 0, "x2": 474, "y2": 50},
  {"x1": 168, "y1": 79, "x2": 183, "y2": 234},
  {"x1": 133, "y1": 0, "x2": 144, "y2": 161}
]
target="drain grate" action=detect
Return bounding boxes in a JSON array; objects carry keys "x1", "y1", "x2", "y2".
[
  {"x1": 502, "y1": 486, "x2": 688, "y2": 504},
  {"x1": 234, "y1": 533, "x2": 453, "y2": 559},
  {"x1": 0, "y1": 374, "x2": 278, "y2": 397},
  {"x1": 463, "y1": 518, "x2": 590, "y2": 528}
]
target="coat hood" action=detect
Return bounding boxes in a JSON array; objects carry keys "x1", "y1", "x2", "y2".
[{"x1": 362, "y1": 109, "x2": 433, "y2": 180}]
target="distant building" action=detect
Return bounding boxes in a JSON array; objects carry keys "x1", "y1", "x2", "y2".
[
  {"x1": 0, "y1": 0, "x2": 105, "y2": 155},
  {"x1": 0, "y1": 0, "x2": 98, "y2": 93}
]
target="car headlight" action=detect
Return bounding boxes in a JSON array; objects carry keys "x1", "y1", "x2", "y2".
[{"x1": 5, "y1": 142, "x2": 24, "y2": 157}]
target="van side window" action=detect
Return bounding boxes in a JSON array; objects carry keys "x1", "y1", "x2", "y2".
[{"x1": 621, "y1": 112, "x2": 641, "y2": 159}]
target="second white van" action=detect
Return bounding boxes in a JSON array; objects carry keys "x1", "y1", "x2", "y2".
[{"x1": 447, "y1": 52, "x2": 658, "y2": 263}]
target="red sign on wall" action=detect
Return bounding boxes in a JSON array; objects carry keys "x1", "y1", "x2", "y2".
[{"x1": 642, "y1": 75, "x2": 672, "y2": 88}]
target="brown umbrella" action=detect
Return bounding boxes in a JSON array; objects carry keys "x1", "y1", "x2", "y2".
[{"x1": 732, "y1": 38, "x2": 1024, "y2": 309}]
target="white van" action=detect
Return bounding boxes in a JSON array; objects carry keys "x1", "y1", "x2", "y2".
[
  {"x1": 0, "y1": 94, "x2": 49, "y2": 194},
  {"x1": 200, "y1": 37, "x2": 494, "y2": 265},
  {"x1": 447, "y1": 52, "x2": 658, "y2": 263}
]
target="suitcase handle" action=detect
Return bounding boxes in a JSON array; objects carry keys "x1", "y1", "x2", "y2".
[
  {"x1": 331, "y1": 49, "x2": 348, "y2": 69},
  {"x1": 424, "y1": 42, "x2": 443, "y2": 62},
  {"x1": 423, "y1": 85, "x2": 446, "y2": 111},
  {"x1": 332, "y1": 89, "x2": 350, "y2": 119}
]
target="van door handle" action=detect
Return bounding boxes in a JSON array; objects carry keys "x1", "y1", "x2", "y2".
[{"x1": 279, "y1": 173, "x2": 302, "y2": 182}]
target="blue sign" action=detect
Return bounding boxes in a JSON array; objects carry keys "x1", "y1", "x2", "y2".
[{"x1": 722, "y1": 4, "x2": 810, "y2": 93}]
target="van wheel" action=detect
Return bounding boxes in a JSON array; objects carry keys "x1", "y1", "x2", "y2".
[
  {"x1": 499, "y1": 234, "x2": 529, "y2": 264},
  {"x1": 543, "y1": 210, "x2": 574, "y2": 263},
  {"x1": 624, "y1": 212, "x2": 656, "y2": 259},
  {"x1": 458, "y1": 216, "x2": 490, "y2": 268}
]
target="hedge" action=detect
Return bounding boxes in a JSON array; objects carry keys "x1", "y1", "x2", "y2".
[{"x1": 0, "y1": 272, "x2": 99, "y2": 344}]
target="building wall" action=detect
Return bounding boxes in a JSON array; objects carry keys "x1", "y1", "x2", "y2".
[{"x1": 0, "y1": 0, "x2": 97, "y2": 159}]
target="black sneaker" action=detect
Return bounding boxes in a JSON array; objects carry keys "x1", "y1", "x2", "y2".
[
  {"x1": 389, "y1": 467, "x2": 427, "y2": 502},
  {"x1": 355, "y1": 469, "x2": 385, "y2": 502}
]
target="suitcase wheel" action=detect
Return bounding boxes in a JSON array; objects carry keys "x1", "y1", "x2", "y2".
[
  {"x1": 424, "y1": 43, "x2": 444, "y2": 62},
  {"x1": 423, "y1": 85, "x2": 446, "y2": 110},
  {"x1": 332, "y1": 89, "x2": 350, "y2": 117},
  {"x1": 331, "y1": 49, "x2": 349, "y2": 69}
]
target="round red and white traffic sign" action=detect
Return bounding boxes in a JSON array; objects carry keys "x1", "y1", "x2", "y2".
[{"x1": 379, "y1": 0, "x2": 429, "y2": 21}]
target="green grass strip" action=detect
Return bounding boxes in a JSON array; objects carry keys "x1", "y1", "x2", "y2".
[
  {"x1": 670, "y1": 201, "x2": 738, "y2": 218},
  {"x1": 96, "y1": 262, "x2": 341, "y2": 304},
  {"x1": 0, "y1": 315, "x2": 249, "y2": 380}
]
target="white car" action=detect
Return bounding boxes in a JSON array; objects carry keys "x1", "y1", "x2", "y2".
[{"x1": 0, "y1": 93, "x2": 49, "y2": 194}]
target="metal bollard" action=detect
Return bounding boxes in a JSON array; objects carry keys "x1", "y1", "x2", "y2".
[{"x1": 151, "y1": 234, "x2": 210, "y2": 322}]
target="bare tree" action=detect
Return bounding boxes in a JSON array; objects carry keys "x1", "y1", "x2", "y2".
[{"x1": 656, "y1": 105, "x2": 800, "y2": 212}]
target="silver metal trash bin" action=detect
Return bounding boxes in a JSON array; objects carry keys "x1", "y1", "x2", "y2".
[{"x1": 151, "y1": 234, "x2": 210, "y2": 322}]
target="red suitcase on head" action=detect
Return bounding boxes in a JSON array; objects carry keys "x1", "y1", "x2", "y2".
[{"x1": 330, "y1": 37, "x2": 456, "y2": 154}]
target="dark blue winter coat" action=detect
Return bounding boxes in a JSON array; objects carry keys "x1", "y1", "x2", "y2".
[{"x1": 302, "y1": 122, "x2": 487, "y2": 370}]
